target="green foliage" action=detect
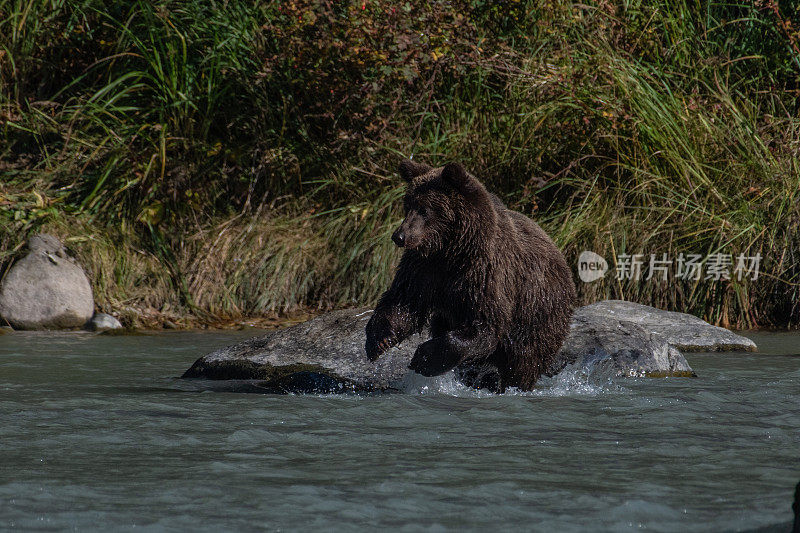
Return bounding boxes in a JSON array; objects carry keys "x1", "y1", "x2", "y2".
[{"x1": 1, "y1": 0, "x2": 799, "y2": 327}]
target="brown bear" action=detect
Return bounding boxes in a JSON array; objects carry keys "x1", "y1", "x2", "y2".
[{"x1": 365, "y1": 160, "x2": 576, "y2": 392}]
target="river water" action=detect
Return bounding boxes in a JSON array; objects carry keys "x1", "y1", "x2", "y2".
[{"x1": 0, "y1": 330, "x2": 798, "y2": 532}]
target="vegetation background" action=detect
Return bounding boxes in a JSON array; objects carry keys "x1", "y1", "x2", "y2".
[{"x1": 1, "y1": 0, "x2": 799, "y2": 329}]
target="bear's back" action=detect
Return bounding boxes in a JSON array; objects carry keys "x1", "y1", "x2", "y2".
[
  {"x1": 491, "y1": 199, "x2": 574, "y2": 309},
  {"x1": 490, "y1": 196, "x2": 558, "y2": 261}
]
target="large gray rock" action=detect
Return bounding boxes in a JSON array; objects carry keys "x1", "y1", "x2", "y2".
[
  {"x1": 574, "y1": 300, "x2": 757, "y2": 352},
  {"x1": 182, "y1": 301, "x2": 757, "y2": 393},
  {"x1": 551, "y1": 310, "x2": 694, "y2": 378},
  {"x1": 546, "y1": 300, "x2": 756, "y2": 377},
  {"x1": 183, "y1": 309, "x2": 424, "y2": 392},
  {"x1": 0, "y1": 234, "x2": 94, "y2": 330}
]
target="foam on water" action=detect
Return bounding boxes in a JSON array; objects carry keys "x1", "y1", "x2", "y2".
[{"x1": 397, "y1": 362, "x2": 617, "y2": 398}]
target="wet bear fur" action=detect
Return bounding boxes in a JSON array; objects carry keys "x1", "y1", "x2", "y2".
[{"x1": 365, "y1": 160, "x2": 576, "y2": 392}]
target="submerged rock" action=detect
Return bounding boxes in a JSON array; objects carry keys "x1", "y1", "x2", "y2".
[
  {"x1": 182, "y1": 301, "x2": 757, "y2": 393},
  {"x1": 0, "y1": 234, "x2": 94, "y2": 330},
  {"x1": 86, "y1": 313, "x2": 123, "y2": 332}
]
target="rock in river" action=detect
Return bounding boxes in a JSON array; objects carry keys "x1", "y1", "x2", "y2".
[
  {"x1": 572, "y1": 300, "x2": 757, "y2": 353},
  {"x1": 183, "y1": 309, "x2": 423, "y2": 393},
  {"x1": 86, "y1": 312, "x2": 123, "y2": 332},
  {"x1": 549, "y1": 300, "x2": 756, "y2": 378},
  {"x1": 182, "y1": 300, "x2": 757, "y2": 393},
  {"x1": 0, "y1": 234, "x2": 94, "y2": 330}
]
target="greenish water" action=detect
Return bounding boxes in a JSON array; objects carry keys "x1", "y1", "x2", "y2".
[{"x1": 0, "y1": 330, "x2": 798, "y2": 532}]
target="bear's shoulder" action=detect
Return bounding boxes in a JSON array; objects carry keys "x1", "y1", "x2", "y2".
[{"x1": 488, "y1": 192, "x2": 506, "y2": 210}]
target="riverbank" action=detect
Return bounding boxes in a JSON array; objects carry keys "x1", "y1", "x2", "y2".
[
  {"x1": 115, "y1": 308, "x2": 315, "y2": 333},
  {"x1": 3, "y1": 1, "x2": 800, "y2": 328}
]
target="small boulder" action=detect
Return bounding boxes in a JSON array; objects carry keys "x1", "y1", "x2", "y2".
[
  {"x1": 86, "y1": 313, "x2": 123, "y2": 332},
  {"x1": 0, "y1": 234, "x2": 94, "y2": 330}
]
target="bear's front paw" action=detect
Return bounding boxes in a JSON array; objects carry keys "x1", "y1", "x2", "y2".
[
  {"x1": 365, "y1": 315, "x2": 395, "y2": 362},
  {"x1": 409, "y1": 337, "x2": 462, "y2": 377}
]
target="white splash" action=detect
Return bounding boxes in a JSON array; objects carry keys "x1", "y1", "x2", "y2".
[{"x1": 396, "y1": 364, "x2": 617, "y2": 398}]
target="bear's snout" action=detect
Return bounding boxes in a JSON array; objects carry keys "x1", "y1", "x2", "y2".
[{"x1": 391, "y1": 229, "x2": 406, "y2": 247}]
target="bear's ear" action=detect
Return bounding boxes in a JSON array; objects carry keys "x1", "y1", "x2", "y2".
[
  {"x1": 441, "y1": 162, "x2": 472, "y2": 192},
  {"x1": 398, "y1": 159, "x2": 432, "y2": 182}
]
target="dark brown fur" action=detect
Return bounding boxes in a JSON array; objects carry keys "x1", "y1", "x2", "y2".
[{"x1": 365, "y1": 160, "x2": 576, "y2": 392}]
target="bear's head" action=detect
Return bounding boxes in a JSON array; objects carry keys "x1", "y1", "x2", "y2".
[{"x1": 392, "y1": 159, "x2": 495, "y2": 256}]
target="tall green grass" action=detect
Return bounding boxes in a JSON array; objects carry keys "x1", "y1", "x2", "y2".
[{"x1": 1, "y1": 0, "x2": 799, "y2": 327}]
